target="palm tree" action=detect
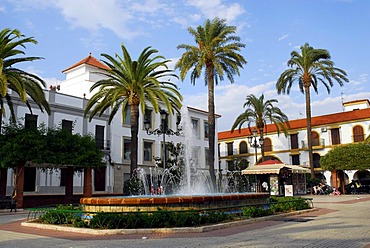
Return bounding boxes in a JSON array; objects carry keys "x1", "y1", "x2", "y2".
[
  {"x1": 0, "y1": 28, "x2": 50, "y2": 128},
  {"x1": 84, "y1": 44, "x2": 182, "y2": 177},
  {"x1": 176, "y1": 18, "x2": 246, "y2": 188},
  {"x1": 276, "y1": 43, "x2": 349, "y2": 178},
  {"x1": 231, "y1": 94, "x2": 289, "y2": 162}
]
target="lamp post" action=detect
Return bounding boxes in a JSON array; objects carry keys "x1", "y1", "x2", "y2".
[
  {"x1": 247, "y1": 129, "x2": 263, "y2": 164},
  {"x1": 144, "y1": 110, "x2": 181, "y2": 167}
]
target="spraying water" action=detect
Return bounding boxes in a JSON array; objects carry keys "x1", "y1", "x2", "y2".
[{"x1": 132, "y1": 106, "x2": 249, "y2": 196}]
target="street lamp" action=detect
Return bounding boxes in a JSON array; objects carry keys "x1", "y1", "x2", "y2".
[
  {"x1": 247, "y1": 129, "x2": 263, "y2": 164},
  {"x1": 144, "y1": 110, "x2": 181, "y2": 167}
]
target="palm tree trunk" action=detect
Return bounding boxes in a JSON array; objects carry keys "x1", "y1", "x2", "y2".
[
  {"x1": 206, "y1": 65, "x2": 216, "y2": 190},
  {"x1": 130, "y1": 104, "x2": 139, "y2": 177},
  {"x1": 304, "y1": 86, "x2": 315, "y2": 178}
]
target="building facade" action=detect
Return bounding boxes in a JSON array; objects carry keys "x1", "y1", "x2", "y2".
[
  {"x1": 218, "y1": 99, "x2": 370, "y2": 188},
  {"x1": 3, "y1": 54, "x2": 219, "y2": 196}
]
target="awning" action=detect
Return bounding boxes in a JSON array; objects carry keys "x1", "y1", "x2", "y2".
[{"x1": 242, "y1": 163, "x2": 310, "y2": 175}]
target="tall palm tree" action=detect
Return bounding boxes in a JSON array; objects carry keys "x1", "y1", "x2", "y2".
[
  {"x1": 176, "y1": 18, "x2": 246, "y2": 188},
  {"x1": 84, "y1": 44, "x2": 182, "y2": 177},
  {"x1": 0, "y1": 28, "x2": 50, "y2": 128},
  {"x1": 276, "y1": 43, "x2": 349, "y2": 178},
  {"x1": 231, "y1": 94, "x2": 289, "y2": 162}
]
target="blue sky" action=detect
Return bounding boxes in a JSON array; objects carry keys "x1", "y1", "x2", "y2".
[{"x1": 2, "y1": 0, "x2": 370, "y2": 131}]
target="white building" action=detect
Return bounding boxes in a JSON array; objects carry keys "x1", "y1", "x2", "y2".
[
  {"x1": 218, "y1": 99, "x2": 370, "y2": 189},
  {"x1": 3, "y1": 54, "x2": 220, "y2": 195}
]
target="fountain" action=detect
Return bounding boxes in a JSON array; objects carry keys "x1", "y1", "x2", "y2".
[{"x1": 81, "y1": 106, "x2": 269, "y2": 213}]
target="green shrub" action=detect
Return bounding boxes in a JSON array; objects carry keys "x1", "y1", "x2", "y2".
[
  {"x1": 242, "y1": 206, "x2": 272, "y2": 218},
  {"x1": 36, "y1": 204, "x2": 84, "y2": 226},
  {"x1": 36, "y1": 198, "x2": 310, "y2": 229},
  {"x1": 88, "y1": 209, "x2": 231, "y2": 229},
  {"x1": 242, "y1": 197, "x2": 310, "y2": 218}
]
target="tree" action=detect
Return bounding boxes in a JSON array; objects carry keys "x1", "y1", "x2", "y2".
[
  {"x1": 0, "y1": 28, "x2": 50, "y2": 127},
  {"x1": 0, "y1": 121, "x2": 104, "y2": 205},
  {"x1": 176, "y1": 18, "x2": 246, "y2": 189},
  {"x1": 231, "y1": 94, "x2": 289, "y2": 161},
  {"x1": 320, "y1": 143, "x2": 370, "y2": 171},
  {"x1": 84, "y1": 44, "x2": 182, "y2": 177},
  {"x1": 276, "y1": 43, "x2": 349, "y2": 178}
]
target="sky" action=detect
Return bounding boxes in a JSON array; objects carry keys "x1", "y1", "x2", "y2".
[{"x1": 2, "y1": 0, "x2": 370, "y2": 131}]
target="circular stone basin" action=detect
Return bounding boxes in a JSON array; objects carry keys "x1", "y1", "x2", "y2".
[{"x1": 80, "y1": 193, "x2": 270, "y2": 213}]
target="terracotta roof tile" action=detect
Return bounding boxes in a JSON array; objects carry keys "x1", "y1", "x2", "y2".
[
  {"x1": 218, "y1": 108, "x2": 370, "y2": 140},
  {"x1": 62, "y1": 53, "x2": 110, "y2": 73}
]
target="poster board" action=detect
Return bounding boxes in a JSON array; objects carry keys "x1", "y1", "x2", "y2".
[
  {"x1": 284, "y1": 185, "x2": 293, "y2": 196},
  {"x1": 269, "y1": 175, "x2": 279, "y2": 195}
]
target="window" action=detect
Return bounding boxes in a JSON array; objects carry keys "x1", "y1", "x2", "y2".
[
  {"x1": 191, "y1": 118, "x2": 200, "y2": 138},
  {"x1": 291, "y1": 154, "x2": 300, "y2": 165},
  {"x1": 263, "y1": 138, "x2": 272, "y2": 152},
  {"x1": 227, "y1": 142, "x2": 233, "y2": 156},
  {"x1": 176, "y1": 114, "x2": 182, "y2": 131},
  {"x1": 218, "y1": 143, "x2": 220, "y2": 157},
  {"x1": 353, "y1": 125, "x2": 364, "y2": 142},
  {"x1": 143, "y1": 109, "x2": 152, "y2": 129},
  {"x1": 123, "y1": 138, "x2": 131, "y2": 161},
  {"x1": 227, "y1": 160, "x2": 235, "y2": 171},
  {"x1": 205, "y1": 147, "x2": 209, "y2": 168},
  {"x1": 62, "y1": 120, "x2": 73, "y2": 134},
  {"x1": 95, "y1": 125, "x2": 105, "y2": 149},
  {"x1": 290, "y1": 133, "x2": 299, "y2": 149},
  {"x1": 311, "y1": 131, "x2": 319, "y2": 146},
  {"x1": 25, "y1": 114, "x2": 38, "y2": 129},
  {"x1": 239, "y1": 141, "x2": 248, "y2": 154},
  {"x1": 123, "y1": 108, "x2": 131, "y2": 126},
  {"x1": 313, "y1": 153, "x2": 321, "y2": 168},
  {"x1": 204, "y1": 121, "x2": 209, "y2": 139},
  {"x1": 94, "y1": 167, "x2": 106, "y2": 191},
  {"x1": 160, "y1": 142, "x2": 170, "y2": 163},
  {"x1": 331, "y1": 128, "x2": 341, "y2": 145},
  {"x1": 143, "y1": 141, "x2": 153, "y2": 162},
  {"x1": 188, "y1": 146, "x2": 200, "y2": 166}
]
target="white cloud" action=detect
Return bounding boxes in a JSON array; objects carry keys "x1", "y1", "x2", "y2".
[
  {"x1": 185, "y1": 0, "x2": 245, "y2": 21},
  {"x1": 0, "y1": 5, "x2": 5, "y2": 12},
  {"x1": 131, "y1": 0, "x2": 166, "y2": 13},
  {"x1": 55, "y1": 0, "x2": 146, "y2": 39},
  {"x1": 79, "y1": 36, "x2": 107, "y2": 52},
  {"x1": 278, "y1": 34, "x2": 289, "y2": 41}
]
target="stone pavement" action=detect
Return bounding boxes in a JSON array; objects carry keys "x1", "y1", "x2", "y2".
[{"x1": 0, "y1": 194, "x2": 369, "y2": 248}]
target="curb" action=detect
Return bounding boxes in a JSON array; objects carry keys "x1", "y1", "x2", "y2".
[{"x1": 21, "y1": 208, "x2": 317, "y2": 235}]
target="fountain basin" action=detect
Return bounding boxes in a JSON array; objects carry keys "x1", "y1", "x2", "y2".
[{"x1": 80, "y1": 193, "x2": 270, "y2": 212}]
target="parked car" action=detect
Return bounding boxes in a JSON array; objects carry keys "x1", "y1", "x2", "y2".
[{"x1": 344, "y1": 179, "x2": 370, "y2": 194}]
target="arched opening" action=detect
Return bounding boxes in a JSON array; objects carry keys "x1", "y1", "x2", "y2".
[
  {"x1": 311, "y1": 131, "x2": 319, "y2": 146},
  {"x1": 239, "y1": 141, "x2": 248, "y2": 154},
  {"x1": 263, "y1": 138, "x2": 272, "y2": 152},
  {"x1": 353, "y1": 125, "x2": 364, "y2": 142},
  {"x1": 313, "y1": 153, "x2": 321, "y2": 168}
]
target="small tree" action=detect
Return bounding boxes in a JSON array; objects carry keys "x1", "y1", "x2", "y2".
[{"x1": 320, "y1": 143, "x2": 370, "y2": 171}]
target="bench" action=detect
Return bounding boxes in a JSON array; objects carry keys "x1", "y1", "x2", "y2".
[{"x1": 0, "y1": 196, "x2": 16, "y2": 212}]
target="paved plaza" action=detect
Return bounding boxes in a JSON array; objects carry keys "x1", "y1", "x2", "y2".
[{"x1": 0, "y1": 194, "x2": 369, "y2": 248}]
